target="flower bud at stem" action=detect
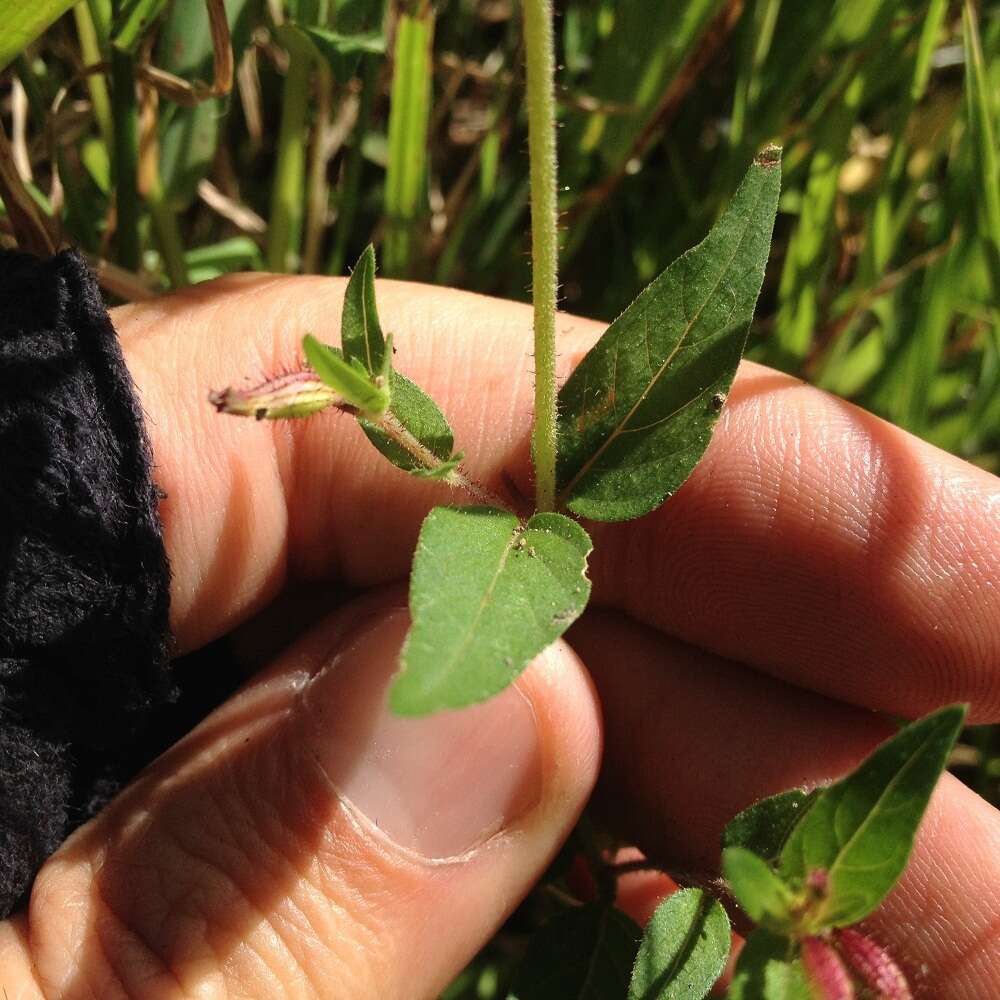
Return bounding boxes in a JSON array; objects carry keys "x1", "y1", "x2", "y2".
[
  {"x1": 802, "y1": 936, "x2": 855, "y2": 1000},
  {"x1": 834, "y1": 928, "x2": 912, "y2": 1000},
  {"x1": 209, "y1": 371, "x2": 344, "y2": 420}
]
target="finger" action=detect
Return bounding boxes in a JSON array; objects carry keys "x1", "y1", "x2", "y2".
[
  {"x1": 860, "y1": 774, "x2": 1000, "y2": 1000},
  {"x1": 115, "y1": 275, "x2": 576, "y2": 652},
  {"x1": 585, "y1": 360, "x2": 1000, "y2": 721},
  {"x1": 569, "y1": 610, "x2": 894, "y2": 869},
  {"x1": 12, "y1": 591, "x2": 600, "y2": 1000},
  {"x1": 116, "y1": 278, "x2": 1000, "y2": 719},
  {"x1": 569, "y1": 609, "x2": 1000, "y2": 997}
]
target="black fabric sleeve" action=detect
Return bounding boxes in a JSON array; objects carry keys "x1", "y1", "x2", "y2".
[{"x1": 0, "y1": 249, "x2": 176, "y2": 917}]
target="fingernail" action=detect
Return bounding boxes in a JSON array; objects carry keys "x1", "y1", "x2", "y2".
[{"x1": 301, "y1": 609, "x2": 542, "y2": 859}]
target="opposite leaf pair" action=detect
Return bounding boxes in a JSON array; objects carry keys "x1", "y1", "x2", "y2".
[
  {"x1": 504, "y1": 705, "x2": 964, "y2": 1000},
  {"x1": 724, "y1": 704, "x2": 965, "y2": 997},
  {"x1": 213, "y1": 151, "x2": 780, "y2": 715}
]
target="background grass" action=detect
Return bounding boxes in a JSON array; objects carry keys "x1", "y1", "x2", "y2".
[{"x1": 1, "y1": 1, "x2": 998, "y2": 992}]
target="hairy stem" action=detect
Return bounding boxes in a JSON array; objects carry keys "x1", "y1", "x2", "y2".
[
  {"x1": 523, "y1": 0, "x2": 558, "y2": 512},
  {"x1": 211, "y1": 375, "x2": 513, "y2": 511},
  {"x1": 377, "y1": 411, "x2": 512, "y2": 511},
  {"x1": 267, "y1": 47, "x2": 310, "y2": 272}
]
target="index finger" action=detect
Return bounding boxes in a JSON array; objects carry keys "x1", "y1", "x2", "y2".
[{"x1": 117, "y1": 276, "x2": 1000, "y2": 719}]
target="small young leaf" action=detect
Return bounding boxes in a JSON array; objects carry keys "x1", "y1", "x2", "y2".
[
  {"x1": 341, "y1": 244, "x2": 387, "y2": 374},
  {"x1": 303, "y1": 334, "x2": 389, "y2": 415},
  {"x1": 729, "y1": 930, "x2": 812, "y2": 1000},
  {"x1": 722, "y1": 848, "x2": 796, "y2": 932},
  {"x1": 627, "y1": 888, "x2": 730, "y2": 1000},
  {"x1": 358, "y1": 370, "x2": 456, "y2": 475},
  {"x1": 780, "y1": 705, "x2": 966, "y2": 929},
  {"x1": 391, "y1": 507, "x2": 592, "y2": 715},
  {"x1": 722, "y1": 789, "x2": 821, "y2": 865},
  {"x1": 411, "y1": 453, "x2": 462, "y2": 480},
  {"x1": 555, "y1": 148, "x2": 781, "y2": 522},
  {"x1": 507, "y1": 903, "x2": 642, "y2": 1000}
]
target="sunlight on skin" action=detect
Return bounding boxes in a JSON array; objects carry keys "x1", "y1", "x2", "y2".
[{"x1": 0, "y1": 277, "x2": 994, "y2": 998}]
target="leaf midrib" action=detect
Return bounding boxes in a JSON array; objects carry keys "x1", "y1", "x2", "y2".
[
  {"x1": 428, "y1": 522, "x2": 521, "y2": 683},
  {"x1": 820, "y1": 727, "x2": 940, "y2": 915},
  {"x1": 634, "y1": 892, "x2": 713, "y2": 999},
  {"x1": 557, "y1": 181, "x2": 764, "y2": 506}
]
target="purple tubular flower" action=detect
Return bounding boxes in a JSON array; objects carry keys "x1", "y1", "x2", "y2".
[
  {"x1": 802, "y1": 936, "x2": 855, "y2": 1000},
  {"x1": 209, "y1": 370, "x2": 343, "y2": 420},
  {"x1": 834, "y1": 928, "x2": 913, "y2": 1000}
]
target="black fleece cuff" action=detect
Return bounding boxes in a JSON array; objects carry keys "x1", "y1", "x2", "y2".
[{"x1": 0, "y1": 249, "x2": 175, "y2": 917}]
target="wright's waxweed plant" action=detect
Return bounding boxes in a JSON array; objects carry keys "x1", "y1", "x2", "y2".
[{"x1": 209, "y1": 3, "x2": 964, "y2": 998}]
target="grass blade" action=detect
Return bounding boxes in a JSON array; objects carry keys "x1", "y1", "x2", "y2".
[
  {"x1": 384, "y1": 6, "x2": 434, "y2": 276},
  {"x1": 0, "y1": 0, "x2": 76, "y2": 72}
]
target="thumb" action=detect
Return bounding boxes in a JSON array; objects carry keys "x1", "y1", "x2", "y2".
[{"x1": 15, "y1": 591, "x2": 601, "y2": 999}]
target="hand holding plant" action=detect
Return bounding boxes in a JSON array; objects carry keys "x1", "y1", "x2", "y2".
[{"x1": 1, "y1": 0, "x2": 998, "y2": 995}]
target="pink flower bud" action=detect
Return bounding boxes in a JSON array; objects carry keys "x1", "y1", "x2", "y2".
[
  {"x1": 802, "y1": 937, "x2": 855, "y2": 1000},
  {"x1": 209, "y1": 370, "x2": 343, "y2": 420},
  {"x1": 834, "y1": 928, "x2": 912, "y2": 999}
]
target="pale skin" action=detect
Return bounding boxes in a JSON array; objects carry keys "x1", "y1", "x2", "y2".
[{"x1": 1, "y1": 275, "x2": 998, "y2": 998}]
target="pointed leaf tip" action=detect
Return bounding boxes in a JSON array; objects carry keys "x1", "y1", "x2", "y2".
[
  {"x1": 341, "y1": 244, "x2": 385, "y2": 376},
  {"x1": 555, "y1": 155, "x2": 781, "y2": 522},
  {"x1": 755, "y1": 143, "x2": 783, "y2": 167},
  {"x1": 780, "y1": 704, "x2": 966, "y2": 929}
]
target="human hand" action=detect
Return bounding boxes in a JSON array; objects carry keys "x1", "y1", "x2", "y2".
[{"x1": 1, "y1": 276, "x2": 997, "y2": 998}]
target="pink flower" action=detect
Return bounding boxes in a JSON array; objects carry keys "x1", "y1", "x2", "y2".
[
  {"x1": 834, "y1": 928, "x2": 912, "y2": 999},
  {"x1": 802, "y1": 937, "x2": 854, "y2": 1000}
]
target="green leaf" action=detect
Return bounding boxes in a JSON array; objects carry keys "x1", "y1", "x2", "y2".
[
  {"x1": 391, "y1": 507, "x2": 592, "y2": 715},
  {"x1": 722, "y1": 789, "x2": 821, "y2": 865},
  {"x1": 507, "y1": 903, "x2": 642, "y2": 1000},
  {"x1": 281, "y1": 21, "x2": 385, "y2": 83},
  {"x1": 156, "y1": 0, "x2": 258, "y2": 210},
  {"x1": 411, "y1": 453, "x2": 462, "y2": 480},
  {"x1": 321, "y1": 253, "x2": 458, "y2": 476},
  {"x1": 358, "y1": 370, "x2": 456, "y2": 475},
  {"x1": 334, "y1": 0, "x2": 386, "y2": 34},
  {"x1": 0, "y1": 0, "x2": 76, "y2": 73},
  {"x1": 963, "y1": 0, "x2": 1000, "y2": 292},
  {"x1": 729, "y1": 930, "x2": 811, "y2": 1000},
  {"x1": 780, "y1": 705, "x2": 967, "y2": 929},
  {"x1": 384, "y1": 7, "x2": 434, "y2": 275},
  {"x1": 627, "y1": 888, "x2": 729, "y2": 1000},
  {"x1": 112, "y1": 0, "x2": 168, "y2": 53},
  {"x1": 722, "y1": 848, "x2": 796, "y2": 933},
  {"x1": 555, "y1": 149, "x2": 781, "y2": 522},
  {"x1": 303, "y1": 334, "x2": 389, "y2": 415},
  {"x1": 341, "y1": 244, "x2": 386, "y2": 373}
]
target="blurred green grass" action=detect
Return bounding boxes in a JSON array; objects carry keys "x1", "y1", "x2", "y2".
[{"x1": 1, "y1": 0, "x2": 998, "y2": 807}]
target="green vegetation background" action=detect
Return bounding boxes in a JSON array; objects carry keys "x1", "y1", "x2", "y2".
[{"x1": 1, "y1": 0, "x2": 998, "y2": 928}]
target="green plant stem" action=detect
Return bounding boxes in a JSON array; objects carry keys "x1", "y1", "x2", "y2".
[
  {"x1": 267, "y1": 47, "x2": 311, "y2": 272},
  {"x1": 110, "y1": 46, "x2": 140, "y2": 272},
  {"x1": 377, "y1": 411, "x2": 512, "y2": 510},
  {"x1": 523, "y1": 0, "x2": 558, "y2": 513},
  {"x1": 147, "y1": 181, "x2": 189, "y2": 287},
  {"x1": 73, "y1": 1, "x2": 113, "y2": 147},
  {"x1": 384, "y1": 7, "x2": 434, "y2": 277}
]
